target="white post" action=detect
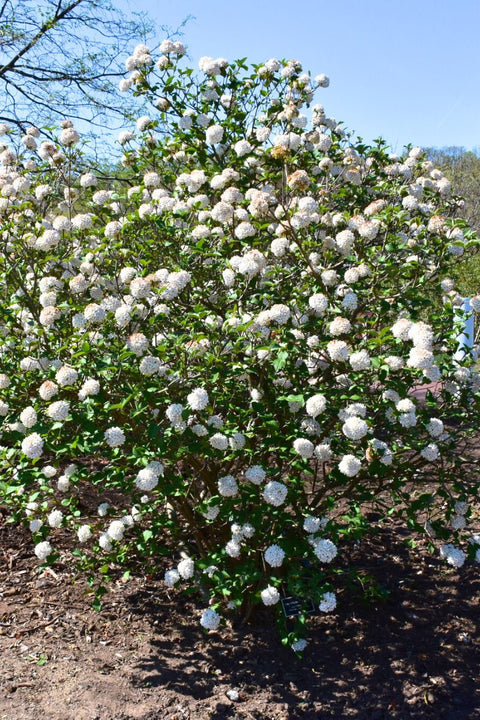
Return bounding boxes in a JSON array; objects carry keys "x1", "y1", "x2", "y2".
[{"x1": 455, "y1": 297, "x2": 475, "y2": 362}]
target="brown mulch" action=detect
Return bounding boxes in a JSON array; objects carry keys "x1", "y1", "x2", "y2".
[{"x1": 0, "y1": 503, "x2": 479, "y2": 720}]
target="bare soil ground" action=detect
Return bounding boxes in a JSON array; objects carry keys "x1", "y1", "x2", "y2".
[{"x1": 1, "y1": 503, "x2": 479, "y2": 720}]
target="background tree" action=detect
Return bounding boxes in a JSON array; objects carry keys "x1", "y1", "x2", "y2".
[
  {"x1": 0, "y1": 0, "x2": 156, "y2": 132},
  {"x1": 426, "y1": 147, "x2": 480, "y2": 296}
]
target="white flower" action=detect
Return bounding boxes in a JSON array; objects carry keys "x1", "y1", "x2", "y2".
[
  {"x1": 234, "y1": 140, "x2": 252, "y2": 157},
  {"x1": 426, "y1": 418, "x2": 444, "y2": 438},
  {"x1": 55, "y1": 366, "x2": 78, "y2": 387},
  {"x1": 178, "y1": 557, "x2": 194, "y2": 579},
  {"x1": 338, "y1": 454, "x2": 361, "y2": 477},
  {"x1": 187, "y1": 387, "x2": 209, "y2": 411},
  {"x1": 293, "y1": 438, "x2": 314, "y2": 458},
  {"x1": 451, "y1": 515, "x2": 466, "y2": 531},
  {"x1": 269, "y1": 304, "x2": 290, "y2": 325},
  {"x1": 420, "y1": 443, "x2": 439, "y2": 462},
  {"x1": 210, "y1": 433, "x2": 228, "y2": 450},
  {"x1": 99, "y1": 533, "x2": 112, "y2": 551},
  {"x1": 46, "y1": 400, "x2": 70, "y2": 422},
  {"x1": 439, "y1": 544, "x2": 465, "y2": 568},
  {"x1": 229, "y1": 432, "x2": 246, "y2": 450},
  {"x1": 335, "y1": 229, "x2": 355, "y2": 254},
  {"x1": 78, "y1": 378, "x2": 101, "y2": 400},
  {"x1": 166, "y1": 403, "x2": 183, "y2": 424},
  {"x1": 319, "y1": 591, "x2": 336, "y2": 612},
  {"x1": 303, "y1": 516, "x2": 322, "y2": 533},
  {"x1": 218, "y1": 475, "x2": 238, "y2": 497},
  {"x1": 327, "y1": 340, "x2": 349, "y2": 362},
  {"x1": 308, "y1": 293, "x2": 328, "y2": 314},
  {"x1": 329, "y1": 317, "x2": 351, "y2": 336},
  {"x1": 206, "y1": 124, "x2": 224, "y2": 145},
  {"x1": 202, "y1": 504, "x2": 220, "y2": 521},
  {"x1": 263, "y1": 481, "x2": 287, "y2": 507},
  {"x1": 135, "y1": 468, "x2": 158, "y2": 492},
  {"x1": 454, "y1": 501, "x2": 468, "y2": 516},
  {"x1": 84, "y1": 303, "x2": 105, "y2": 324},
  {"x1": 47, "y1": 509, "x2": 63, "y2": 528},
  {"x1": 22, "y1": 432, "x2": 44, "y2": 459},
  {"x1": 245, "y1": 465, "x2": 266, "y2": 485},
  {"x1": 127, "y1": 332, "x2": 149, "y2": 356},
  {"x1": 20, "y1": 407, "x2": 37, "y2": 428},
  {"x1": 349, "y1": 350, "x2": 371, "y2": 371},
  {"x1": 200, "y1": 608, "x2": 220, "y2": 631},
  {"x1": 306, "y1": 394, "x2": 327, "y2": 418},
  {"x1": 225, "y1": 540, "x2": 241, "y2": 557},
  {"x1": 313, "y1": 539, "x2": 337, "y2": 563},
  {"x1": 264, "y1": 544, "x2": 285, "y2": 567},
  {"x1": 314, "y1": 443, "x2": 333, "y2": 462},
  {"x1": 42, "y1": 465, "x2": 57, "y2": 478},
  {"x1": 77, "y1": 525, "x2": 92, "y2": 543},
  {"x1": 164, "y1": 569, "x2": 180, "y2": 587},
  {"x1": 192, "y1": 424, "x2": 208, "y2": 437},
  {"x1": 104, "y1": 426, "x2": 126, "y2": 447},
  {"x1": 34, "y1": 541, "x2": 52, "y2": 561},
  {"x1": 342, "y1": 416, "x2": 368, "y2": 441},
  {"x1": 291, "y1": 639, "x2": 308, "y2": 652},
  {"x1": 384, "y1": 356, "x2": 404, "y2": 371},
  {"x1": 261, "y1": 586, "x2": 280, "y2": 606},
  {"x1": 107, "y1": 520, "x2": 125, "y2": 541}
]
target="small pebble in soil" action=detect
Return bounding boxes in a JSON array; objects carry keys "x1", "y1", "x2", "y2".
[{"x1": 226, "y1": 689, "x2": 240, "y2": 701}]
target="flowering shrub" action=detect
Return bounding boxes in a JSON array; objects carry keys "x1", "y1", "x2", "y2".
[{"x1": 1, "y1": 42, "x2": 480, "y2": 651}]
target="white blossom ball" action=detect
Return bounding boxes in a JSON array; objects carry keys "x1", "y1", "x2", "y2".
[
  {"x1": 342, "y1": 416, "x2": 368, "y2": 441},
  {"x1": 218, "y1": 474, "x2": 238, "y2": 497},
  {"x1": 20, "y1": 406, "x2": 37, "y2": 428},
  {"x1": 263, "y1": 480, "x2": 288, "y2": 507},
  {"x1": 229, "y1": 432, "x2": 246, "y2": 450},
  {"x1": 451, "y1": 515, "x2": 467, "y2": 531},
  {"x1": 308, "y1": 293, "x2": 328, "y2": 314},
  {"x1": 104, "y1": 426, "x2": 126, "y2": 447},
  {"x1": 79, "y1": 378, "x2": 101, "y2": 400},
  {"x1": 338, "y1": 454, "x2": 361, "y2": 477},
  {"x1": 200, "y1": 608, "x2": 220, "y2": 631},
  {"x1": 210, "y1": 433, "x2": 228, "y2": 451},
  {"x1": 245, "y1": 465, "x2": 266, "y2": 485},
  {"x1": 205, "y1": 124, "x2": 224, "y2": 145},
  {"x1": 225, "y1": 539, "x2": 241, "y2": 557},
  {"x1": 46, "y1": 400, "x2": 70, "y2": 422},
  {"x1": 426, "y1": 418, "x2": 444, "y2": 438},
  {"x1": 303, "y1": 516, "x2": 322, "y2": 534},
  {"x1": 306, "y1": 394, "x2": 327, "y2": 418},
  {"x1": 293, "y1": 438, "x2": 314, "y2": 459},
  {"x1": 314, "y1": 443, "x2": 333, "y2": 462},
  {"x1": 164, "y1": 569, "x2": 180, "y2": 587},
  {"x1": 349, "y1": 350, "x2": 371, "y2": 371},
  {"x1": 420, "y1": 443, "x2": 439, "y2": 462},
  {"x1": 327, "y1": 340, "x2": 349, "y2": 362},
  {"x1": 77, "y1": 525, "x2": 92, "y2": 543},
  {"x1": 329, "y1": 317, "x2": 352, "y2": 336},
  {"x1": 187, "y1": 387, "x2": 209, "y2": 411},
  {"x1": 22, "y1": 432, "x2": 44, "y2": 459},
  {"x1": 313, "y1": 539, "x2": 338, "y2": 563},
  {"x1": 107, "y1": 520, "x2": 125, "y2": 541},
  {"x1": 439, "y1": 544, "x2": 465, "y2": 568},
  {"x1": 261, "y1": 585, "x2": 280, "y2": 606},
  {"x1": 178, "y1": 557, "x2": 195, "y2": 579},
  {"x1": 319, "y1": 591, "x2": 337, "y2": 612},
  {"x1": 47, "y1": 509, "x2": 63, "y2": 528},
  {"x1": 34, "y1": 541, "x2": 52, "y2": 561},
  {"x1": 264, "y1": 544, "x2": 285, "y2": 567}
]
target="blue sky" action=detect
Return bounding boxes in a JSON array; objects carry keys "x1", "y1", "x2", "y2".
[{"x1": 117, "y1": 0, "x2": 480, "y2": 153}]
